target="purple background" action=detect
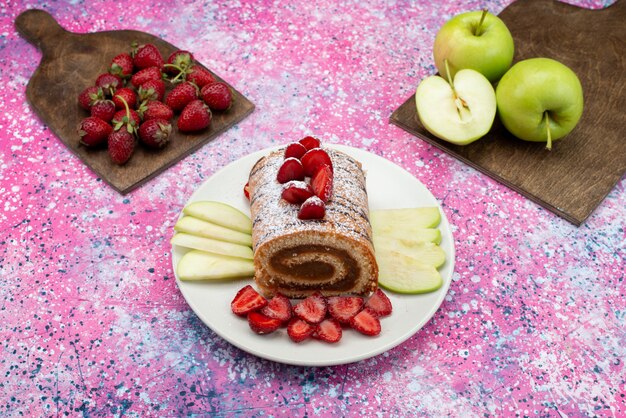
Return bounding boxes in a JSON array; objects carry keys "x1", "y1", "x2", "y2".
[{"x1": 1, "y1": 0, "x2": 624, "y2": 416}]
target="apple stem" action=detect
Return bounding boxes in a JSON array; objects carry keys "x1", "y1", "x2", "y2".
[
  {"x1": 475, "y1": 9, "x2": 488, "y2": 36},
  {"x1": 544, "y1": 112, "x2": 553, "y2": 150}
]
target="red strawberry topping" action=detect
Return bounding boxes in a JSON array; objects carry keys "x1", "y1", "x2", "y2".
[
  {"x1": 276, "y1": 158, "x2": 304, "y2": 184},
  {"x1": 260, "y1": 293, "x2": 293, "y2": 323},
  {"x1": 231, "y1": 285, "x2": 267, "y2": 316},
  {"x1": 113, "y1": 88, "x2": 137, "y2": 110},
  {"x1": 327, "y1": 296, "x2": 364, "y2": 324},
  {"x1": 201, "y1": 82, "x2": 232, "y2": 111},
  {"x1": 293, "y1": 292, "x2": 327, "y2": 324},
  {"x1": 350, "y1": 309, "x2": 381, "y2": 336},
  {"x1": 166, "y1": 82, "x2": 198, "y2": 113},
  {"x1": 247, "y1": 311, "x2": 282, "y2": 335},
  {"x1": 139, "y1": 118, "x2": 171, "y2": 149},
  {"x1": 140, "y1": 101, "x2": 174, "y2": 122},
  {"x1": 131, "y1": 66, "x2": 163, "y2": 88},
  {"x1": 187, "y1": 66, "x2": 215, "y2": 88},
  {"x1": 314, "y1": 318, "x2": 342, "y2": 343},
  {"x1": 138, "y1": 79, "x2": 166, "y2": 102},
  {"x1": 281, "y1": 181, "x2": 314, "y2": 204},
  {"x1": 298, "y1": 196, "x2": 325, "y2": 220},
  {"x1": 243, "y1": 182, "x2": 251, "y2": 201},
  {"x1": 78, "y1": 86, "x2": 103, "y2": 110},
  {"x1": 299, "y1": 136, "x2": 320, "y2": 150},
  {"x1": 107, "y1": 129, "x2": 135, "y2": 165},
  {"x1": 311, "y1": 165, "x2": 333, "y2": 202},
  {"x1": 133, "y1": 43, "x2": 163, "y2": 70},
  {"x1": 177, "y1": 100, "x2": 212, "y2": 133},
  {"x1": 287, "y1": 318, "x2": 316, "y2": 343},
  {"x1": 301, "y1": 148, "x2": 333, "y2": 177},
  {"x1": 365, "y1": 289, "x2": 393, "y2": 317},
  {"x1": 109, "y1": 53, "x2": 134, "y2": 78},
  {"x1": 284, "y1": 142, "x2": 308, "y2": 160},
  {"x1": 90, "y1": 100, "x2": 116, "y2": 123},
  {"x1": 78, "y1": 117, "x2": 112, "y2": 147}
]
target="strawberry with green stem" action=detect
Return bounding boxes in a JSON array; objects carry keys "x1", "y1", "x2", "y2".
[{"x1": 108, "y1": 95, "x2": 137, "y2": 165}]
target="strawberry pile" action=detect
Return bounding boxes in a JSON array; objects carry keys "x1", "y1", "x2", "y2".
[
  {"x1": 77, "y1": 42, "x2": 233, "y2": 165},
  {"x1": 231, "y1": 285, "x2": 392, "y2": 343}
]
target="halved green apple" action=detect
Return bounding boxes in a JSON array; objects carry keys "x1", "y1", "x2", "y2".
[
  {"x1": 183, "y1": 201, "x2": 252, "y2": 234},
  {"x1": 174, "y1": 216, "x2": 252, "y2": 247},
  {"x1": 177, "y1": 250, "x2": 255, "y2": 281},
  {"x1": 171, "y1": 233, "x2": 253, "y2": 260}
]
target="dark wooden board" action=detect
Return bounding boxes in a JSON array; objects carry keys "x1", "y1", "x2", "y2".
[
  {"x1": 15, "y1": 9, "x2": 255, "y2": 194},
  {"x1": 390, "y1": 0, "x2": 625, "y2": 226}
]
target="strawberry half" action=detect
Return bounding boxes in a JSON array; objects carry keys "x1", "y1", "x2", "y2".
[
  {"x1": 293, "y1": 292, "x2": 327, "y2": 324},
  {"x1": 327, "y1": 296, "x2": 364, "y2": 324},
  {"x1": 287, "y1": 318, "x2": 315, "y2": 343},
  {"x1": 311, "y1": 165, "x2": 333, "y2": 202},
  {"x1": 314, "y1": 318, "x2": 342, "y2": 343},
  {"x1": 260, "y1": 293, "x2": 293, "y2": 323},
  {"x1": 284, "y1": 142, "x2": 308, "y2": 160},
  {"x1": 177, "y1": 100, "x2": 212, "y2": 133},
  {"x1": 350, "y1": 309, "x2": 381, "y2": 336},
  {"x1": 299, "y1": 136, "x2": 320, "y2": 150},
  {"x1": 298, "y1": 196, "x2": 325, "y2": 220},
  {"x1": 365, "y1": 289, "x2": 393, "y2": 317},
  {"x1": 281, "y1": 181, "x2": 314, "y2": 204},
  {"x1": 243, "y1": 182, "x2": 251, "y2": 201},
  {"x1": 231, "y1": 285, "x2": 267, "y2": 316},
  {"x1": 301, "y1": 148, "x2": 333, "y2": 177},
  {"x1": 247, "y1": 311, "x2": 282, "y2": 335},
  {"x1": 276, "y1": 158, "x2": 305, "y2": 184}
]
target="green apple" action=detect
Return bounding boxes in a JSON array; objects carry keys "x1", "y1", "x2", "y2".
[
  {"x1": 174, "y1": 216, "x2": 253, "y2": 247},
  {"x1": 377, "y1": 249, "x2": 443, "y2": 294},
  {"x1": 177, "y1": 250, "x2": 254, "y2": 281},
  {"x1": 433, "y1": 10, "x2": 514, "y2": 83},
  {"x1": 370, "y1": 207, "x2": 441, "y2": 230},
  {"x1": 183, "y1": 201, "x2": 252, "y2": 234},
  {"x1": 496, "y1": 58, "x2": 584, "y2": 150},
  {"x1": 171, "y1": 232, "x2": 253, "y2": 259},
  {"x1": 415, "y1": 67, "x2": 496, "y2": 145}
]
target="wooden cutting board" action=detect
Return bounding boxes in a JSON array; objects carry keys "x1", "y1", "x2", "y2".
[
  {"x1": 15, "y1": 9, "x2": 255, "y2": 194},
  {"x1": 390, "y1": 0, "x2": 625, "y2": 226}
]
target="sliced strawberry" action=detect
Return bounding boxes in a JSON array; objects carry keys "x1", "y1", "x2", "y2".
[
  {"x1": 243, "y1": 182, "x2": 251, "y2": 201},
  {"x1": 301, "y1": 148, "x2": 333, "y2": 177},
  {"x1": 293, "y1": 292, "x2": 327, "y2": 324},
  {"x1": 231, "y1": 285, "x2": 267, "y2": 316},
  {"x1": 311, "y1": 165, "x2": 333, "y2": 202},
  {"x1": 287, "y1": 318, "x2": 315, "y2": 343},
  {"x1": 276, "y1": 158, "x2": 304, "y2": 184},
  {"x1": 260, "y1": 293, "x2": 292, "y2": 323},
  {"x1": 281, "y1": 181, "x2": 314, "y2": 204},
  {"x1": 284, "y1": 142, "x2": 308, "y2": 160},
  {"x1": 350, "y1": 309, "x2": 381, "y2": 336},
  {"x1": 365, "y1": 288, "x2": 393, "y2": 317},
  {"x1": 314, "y1": 318, "x2": 342, "y2": 343},
  {"x1": 299, "y1": 136, "x2": 320, "y2": 150},
  {"x1": 298, "y1": 196, "x2": 325, "y2": 220},
  {"x1": 327, "y1": 296, "x2": 364, "y2": 324},
  {"x1": 247, "y1": 311, "x2": 282, "y2": 334}
]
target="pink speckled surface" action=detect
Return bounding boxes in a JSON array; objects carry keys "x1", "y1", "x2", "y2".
[{"x1": 1, "y1": 0, "x2": 624, "y2": 416}]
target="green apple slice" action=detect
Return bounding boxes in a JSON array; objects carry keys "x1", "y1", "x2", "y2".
[
  {"x1": 177, "y1": 250, "x2": 255, "y2": 281},
  {"x1": 171, "y1": 233, "x2": 253, "y2": 260},
  {"x1": 373, "y1": 235, "x2": 446, "y2": 269},
  {"x1": 372, "y1": 224, "x2": 441, "y2": 245},
  {"x1": 183, "y1": 201, "x2": 252, "y2": 234},
  {"x1": 370, "y1": 207, "x2": 441, "y2": 230},
  {"x1": 377, "y1": 250, "x2": 443, "y2": 294},
  {"x1": 415, "y1": 68, "x2": 496, "y2": 145},
  {"x1": 174, "y1": 216, "x2": 252, "y2": 247}
]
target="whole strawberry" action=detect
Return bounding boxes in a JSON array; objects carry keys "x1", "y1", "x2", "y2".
[
  {"x1": 138, "y1": 100, "x2": 174, "y2": 122},
  {"x1": 109, "y1": 53, "x2": 134, "y2": 78},
  {"x1": 187, "y1": 66, "x2": 215, "y2": 88},
  {"x1": 138, "y1": 79, "x2": 166, "y2": 102},
  {"x1": 201, "y1": 82, "x2": 232, "y2": 111},
  {"x1": 132, "y1": 43, "x2": 163, "y2": 70},
  {"x1": 78, "y1": 116, "x2": 112, "y2": 147},
  {"x1": 139, "y1": 118, "x2": 172, "y2": 148},
  {"x1": 95, "y1": 73, "x2": 122, "y2": 97},
  {"x1": 112, "y1": 109, "x2": 141, "y2": 129},
  {"x1": 165, "y1": 82, "x2": 198, "y2": 113},
  {"x1": 108, "y1": 129, "x2": 135, "y2": 165},
  {"x1": 112, "y1": 88, "x2": 137, "y2": 110},
  {"x1": 90, "y1": 100, "x2": 116, "y2": 122},
  {"x1": 131, "y1": 66, "x2": 162, "y2": 88},
  {"x1": 178, "y1": 100, "x2": 212, "y2": 133},
  {"x1": 78, "y1": 86, "x2": 103, "y2": 110},
  {"x1": 164, "y1": 50, "x2": 194, "y2": 77}
]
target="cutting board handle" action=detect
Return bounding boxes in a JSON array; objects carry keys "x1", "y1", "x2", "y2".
[{"x1": 15, "y1": 9, "x2": 69, "y2": 52}]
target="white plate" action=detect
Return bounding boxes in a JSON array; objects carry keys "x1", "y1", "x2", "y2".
[{"x1": 172, "y1": 145, "x2": 455, "y2": 366}]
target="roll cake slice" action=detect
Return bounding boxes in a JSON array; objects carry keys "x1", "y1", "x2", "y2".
[{"x1": 248, "y1": 147, "x2": 378, "y2": 298}]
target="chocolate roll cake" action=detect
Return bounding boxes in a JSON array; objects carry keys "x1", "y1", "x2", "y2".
[{"x1": 248, "y1": 147, "x2": 378, "y2": 298}]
